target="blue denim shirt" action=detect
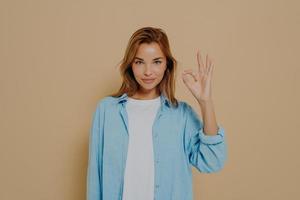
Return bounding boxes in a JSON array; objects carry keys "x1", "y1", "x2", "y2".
[{"x1": 87, "y1": 92, "x2": 228, "y2": 200}]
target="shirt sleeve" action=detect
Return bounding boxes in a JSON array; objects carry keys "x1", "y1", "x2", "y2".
[
  {"x1": 184, "y1": 103, "x2": 228, "y2": 173},
  {"x1": 87, "y1": 101, "x2": 104, "y2": 200}
]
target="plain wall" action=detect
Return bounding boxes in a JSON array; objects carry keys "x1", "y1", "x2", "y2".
[{"x1": 0, "y1": 0, "x2": 299, "y2": 199}]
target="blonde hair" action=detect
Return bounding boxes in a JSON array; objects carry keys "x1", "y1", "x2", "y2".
[{"x1": 110, "y1": 26, "x2": 179, "y2": 107}]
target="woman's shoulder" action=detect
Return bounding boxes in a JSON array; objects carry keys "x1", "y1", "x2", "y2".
[
  {"x1": 167, "y1": 99, "x2": 193, "y2": 118},
  {"x1": 176, "y1": 99, "x2": 192, "y2": 110},
  {"x1": 174, "y1": 100, "x2": 200, "y2": 119},
  {"x1": 95, "y1": 95, "x2": 117, "y2": 108}
]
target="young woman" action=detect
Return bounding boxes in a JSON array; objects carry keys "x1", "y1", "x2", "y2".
[{"x1": 87, "y1": 27, "x2": 227, "y2": 200}]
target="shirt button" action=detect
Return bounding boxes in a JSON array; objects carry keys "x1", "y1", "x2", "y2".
[{"x1": 155, "y1": 184, "x2": 159, "y2": 188}]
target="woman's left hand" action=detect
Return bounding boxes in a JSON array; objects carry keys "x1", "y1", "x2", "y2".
[{"x1": 181, "y1": 50, "x2": 214, "y2": 103}]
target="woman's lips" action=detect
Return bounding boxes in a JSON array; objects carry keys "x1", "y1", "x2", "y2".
[{"x1": 142, "y1": 79, "x2": 155, "y2": 84}]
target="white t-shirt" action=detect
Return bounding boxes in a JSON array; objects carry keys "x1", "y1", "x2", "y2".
[{"x1": 122, "y1": 95, "x2": 161, "y2": 200}]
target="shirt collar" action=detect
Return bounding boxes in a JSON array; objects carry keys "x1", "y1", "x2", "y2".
[{"x1": 117, "y1": 92, "x2": 171, "y2": 107}]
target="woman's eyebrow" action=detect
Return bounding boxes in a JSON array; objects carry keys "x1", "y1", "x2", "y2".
[{"x1": 134, "y1": 57, "x2": 164, "y2": 60}]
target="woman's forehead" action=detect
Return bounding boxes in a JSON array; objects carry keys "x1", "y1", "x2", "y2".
[{"x1": 135, "y1": 43, "x2": 165, "y2": 59}]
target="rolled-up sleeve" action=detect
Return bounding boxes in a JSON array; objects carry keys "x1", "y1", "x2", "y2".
[
  {"x1": 184, "y1": 103, "x2": 228, "y2": 173},
  {"x1": 87, "y1": 101, "x2": 103, "y2": 200}
]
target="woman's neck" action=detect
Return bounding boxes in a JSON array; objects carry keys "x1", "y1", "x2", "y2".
[{"x1": 130, "y1": 89, "x2": 160, "y2": 100}]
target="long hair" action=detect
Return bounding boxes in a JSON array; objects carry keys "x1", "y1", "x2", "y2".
[{"x1": 109, "y1": 26, "x2": 179, "y2": 107}]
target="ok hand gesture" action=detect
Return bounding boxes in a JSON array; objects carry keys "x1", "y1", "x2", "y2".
[{"x1": 181, "y1": 50, "x2": 214, "y2": 103}]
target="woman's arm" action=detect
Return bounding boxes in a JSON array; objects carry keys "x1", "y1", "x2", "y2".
[
  {"x1": 197, "y1": 99, "x2": 218, "y2": 135},
  {"x1": 87, "y1": 101, "x2": 103, "y2": 200},
  {"x1": 184, "y1": 103, "x2": 227, "y2": 173},
  {"x1": 181, "y1": 50, "x2": 227, "y2": 172}
]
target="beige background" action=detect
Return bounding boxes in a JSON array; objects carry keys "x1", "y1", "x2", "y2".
[{"x1": 1, "y1": 0, "x2": 299, "y2": 199}]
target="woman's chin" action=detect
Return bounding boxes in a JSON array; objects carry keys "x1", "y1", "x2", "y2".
[{"x1": 140, "y1": 84, "x2": 157, "y2": 91}]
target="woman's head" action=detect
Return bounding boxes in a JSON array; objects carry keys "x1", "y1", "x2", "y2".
[{"x1": 111, "y1": 26, "x2": 178, "y2": 107}]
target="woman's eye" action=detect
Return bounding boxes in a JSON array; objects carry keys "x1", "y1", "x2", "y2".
[
  {"x1": 134, "y1": 60, "x2": 161, "y2": 65},
  {"x1": 135, "y1": 61, "x2": 143, "y2": 64}
]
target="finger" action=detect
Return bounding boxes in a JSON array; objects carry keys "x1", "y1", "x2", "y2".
[
  {"x1": 185, "y1": 69, "x2": 198, "y2": 78},
  {"x1": 209, "y1": 64, "x2": 215, "y2": 76},
  {"x1": 182, "y1": 69, "x2": 193, "y2": 74},
  {"x1": 197, "y1": 50, "x2": 204, "y2": 74},
  {"x1": 208, "y1": 63, "x2": 214, "y2": 78},
  {"x1": 207, "y1": 64, "x2": 212, "y2": 76},
  {"x1": 182, "y1": 70, "x2": 198, "y2": 82},
  {"x1": 206, "y1": 56, "x2": 212, "y2": 75},
  {"x1": 205, "y1": 54, "x2": 209, "y2": 73},
  {"x1": 182, "y1": 70, "x2": 194, "y2": 76}
]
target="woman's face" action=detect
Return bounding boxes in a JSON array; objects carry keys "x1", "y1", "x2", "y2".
[{"x1": 131, "y1": 42, "x2": 167, "y2": 96}]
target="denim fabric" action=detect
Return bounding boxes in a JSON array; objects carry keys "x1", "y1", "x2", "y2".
[{"x1": 87, "y1": 92, "x2": 228, "y2": 200}]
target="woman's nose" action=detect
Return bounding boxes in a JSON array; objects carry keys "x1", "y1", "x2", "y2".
[{"x1": 144, "y1": 65, "x2": 152, "y2": 75}]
